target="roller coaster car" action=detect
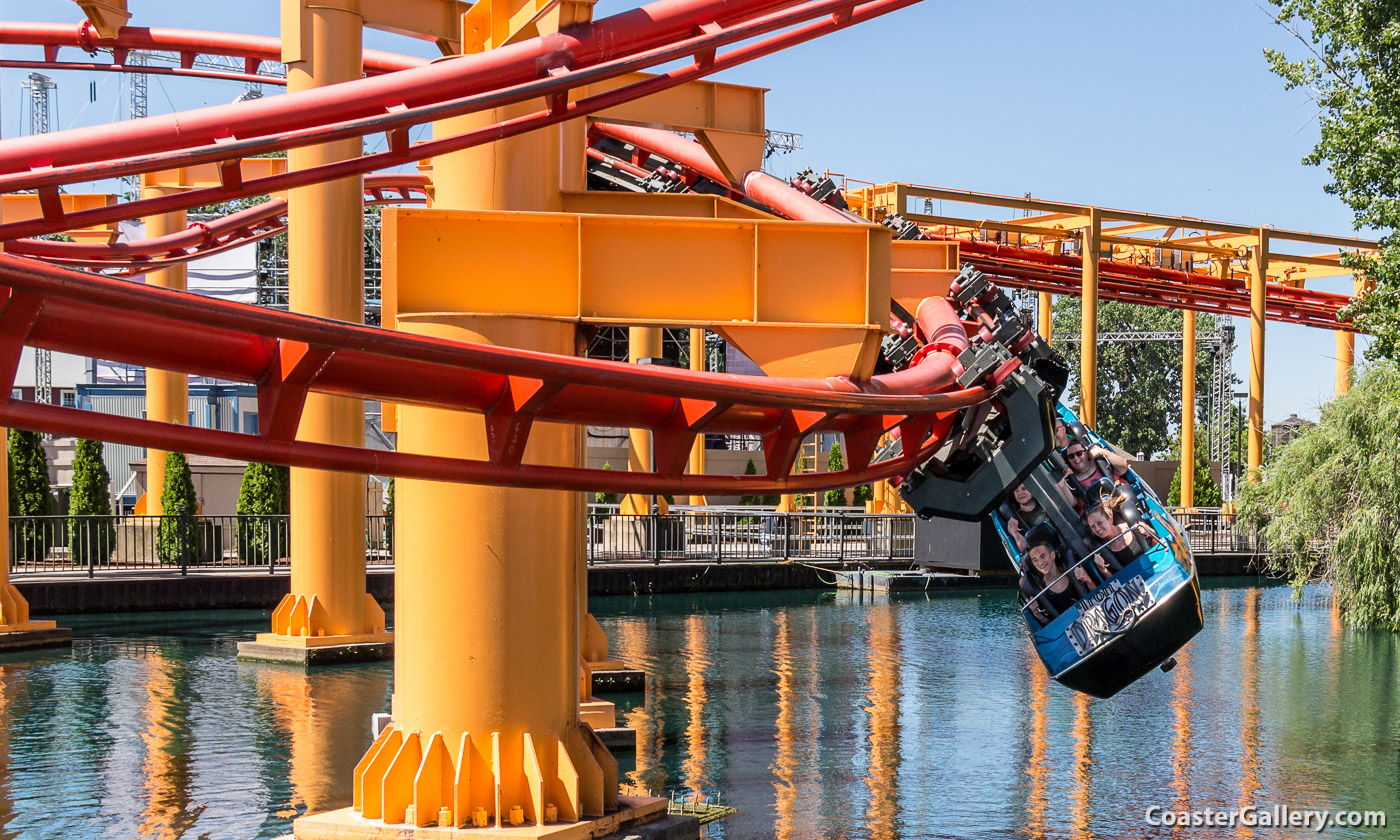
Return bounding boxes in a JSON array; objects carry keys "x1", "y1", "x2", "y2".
[{"x1": 992, "y1": 404, "x2": 1203, "y2": 699}]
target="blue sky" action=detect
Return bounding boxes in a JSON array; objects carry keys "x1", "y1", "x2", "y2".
[{"x1": 1, "y1": 0, "x2": 1370, "y2": 424}]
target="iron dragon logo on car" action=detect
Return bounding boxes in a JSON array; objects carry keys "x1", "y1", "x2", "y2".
[{"x1": 1066, "y1": 576, "x2": 1156, "y2": 656}]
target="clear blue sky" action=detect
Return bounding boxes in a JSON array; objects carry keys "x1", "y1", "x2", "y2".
[{"x1": 2, "y1": 0, "x2": 1370, "y2": 425}]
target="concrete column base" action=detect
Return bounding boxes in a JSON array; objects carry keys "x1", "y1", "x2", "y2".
[
  {"x1": 237, "y1": 632, "x2": 394, "y2": 666},
  {"x1": 0, "y1": 622, "x2": 72, "y2": 652},
  {"x1": 293, "y1": 795, "x2": 678, "y2": 840}
]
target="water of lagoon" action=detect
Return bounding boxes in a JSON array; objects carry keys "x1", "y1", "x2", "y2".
[{"x1": 0, "y1": 581, "x2": 1393, "y2": 839}]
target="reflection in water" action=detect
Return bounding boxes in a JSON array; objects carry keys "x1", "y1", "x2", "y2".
[
  {"x1": 771, "y1": 610, "x2": 798, "y2": 840},
  {"x1": 616, "y1": 619, "x2": 666, "y2": 792},
  {"x1": 138, "y1": 646, "x2": 205, "y2": 840},
  {"x1": 1024, "y1": 648, "x2": 1049, "y2": 839},
  {"x1": 681, "y1": 614, "x2": 711, "y2": 798},
  {"x1": 1169, "y1": 648, "x2": 1193, "y2": 832},
  {"x1": 254, "y1": 663, "x2": 388, "y2": 818},
  {"x1": 5, "y1": 587, "x2": 1400, "y2": 839},
  {"x1": 864, "y1": 605, "x2": 900, "y2": 840},
  {"x1": 0, "y1": 665, "x2": 14, "y2": 840},
  {"x1": 1237, "y1": 588, "x2": 1262, "y2": 839},
  {"x1": 1069, "y1": 691, "x2": 1093, "y2": 840}
]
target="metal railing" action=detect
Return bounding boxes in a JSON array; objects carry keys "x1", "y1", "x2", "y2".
[
  {"x1": 585, "y1": 506, "x2": 914, "y2": 564},
  {"x1": 4, "y1": 506, "x2": 1256, "y2": 578},
  {"x1": 1166, "y1": 507, "x2": 1262, "y2": 555},
  {"x1": 8, "y1": 514, "x2": 392, "y2": 577}
]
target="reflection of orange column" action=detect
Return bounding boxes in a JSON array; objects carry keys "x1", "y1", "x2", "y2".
[
  {"x1": 138, "y1": 651, "x2": 196, "y2": 840},
  {"x1": 257, "y1": 664, "x2": 390, "y2": 816},
  {"x1": 771, "y1": 611, "x2": 798, "y2": 840},
  {"x1": 1238, "y1": 589, "x2": 1262, "y2": 839},
  {"x1": 1069, "y1": 692, "x2": 1093, "y2": 840},
  {"x1": 616, "y1": 620, "x2": 664, "y2": 794},
  {"x1": 681, "y1": 614, "x2": 711, "y2": 798},
  {"x1": 1025, "y1": 650, "x2": 1049, "y2": 838},
  {"x1": 0, "y1": 665, "x2": 13, "y2": 827},
  {"x1": 864, "y1": 606, "x2": 901, "y2": 840},
  {"x1": 1169, "y1": 649, "x2": 1193, "y2": 822}
]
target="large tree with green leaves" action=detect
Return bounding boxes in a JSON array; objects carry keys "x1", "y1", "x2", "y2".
[
  {"x1": 823, "y1": 442, "x2": 848, "y2": 507},
  {"x1": 235, "y1": 462, "x2": 289, "y2": 564},
  {"x1": 68, "y1": 438, "x2": 114, "y2": 564},
  {"x1": 1264, "y1": 1, "x2": 1400, "y2": 356},
  {"x1": 1238, "y1": 361, "x2": 1400, "y2": 628},
  {"x1": 1051, "y1": 297, "x2": 1225, "y2": 457},
  {"x1": 8, "y1": 429, "x2": 52, "y2": 563}
]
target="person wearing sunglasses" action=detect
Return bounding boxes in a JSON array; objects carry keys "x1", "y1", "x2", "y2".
[{"x1": 1063, "y1": 441, "x2": 1128, "y2": 501}]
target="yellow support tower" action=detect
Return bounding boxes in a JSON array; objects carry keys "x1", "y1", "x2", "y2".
[
  {"x1": 137, "y1": 191, "x2": 187, "y2": 517},
  {"x1": 239, "y1": 0, "x2": 390, "y2": 665}
]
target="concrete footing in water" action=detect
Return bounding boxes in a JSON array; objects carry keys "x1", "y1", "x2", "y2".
[
  {"x1": 291, "y1": 796, "x2": 692, "y2": 840},
  {"x1": 0, "y1": 625, "x2": 73, "y2": 652},
  {"x1": 235, "y1": 638, "x2": 395, "y2": 666}
]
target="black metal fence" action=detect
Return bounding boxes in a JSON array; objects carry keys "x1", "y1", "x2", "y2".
[
  {"x1": 1166, "y1": 507, "x2": 1263, "y2": 555},
  {"x1": 5, "y1": 506, "x2": 1256, "y2": 577},
  {"x1": 8, "y1": 514, "x2": 392, "y2": 577},
  {"x1": 585, "y1": 507, "x2": 915, "y2": 564}
]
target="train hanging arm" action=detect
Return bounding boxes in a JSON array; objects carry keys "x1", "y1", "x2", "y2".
[{"x1": 897, "y1": 266, "x2": 1059, "y2": 521}]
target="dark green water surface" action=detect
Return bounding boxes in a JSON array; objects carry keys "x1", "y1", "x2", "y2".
[{"x1": 0, "y1": 581, "x2": 1394, "y2": 839}]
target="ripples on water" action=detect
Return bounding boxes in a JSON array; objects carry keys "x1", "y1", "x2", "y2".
[{"x1": 0, "y1": 583, "x2": 1395, "y2": 839}]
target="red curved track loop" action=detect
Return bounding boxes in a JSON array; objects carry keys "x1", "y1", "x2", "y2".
[
  {"x1": 0, "y1": 21, "x2": 425, "y2": 83},
  {"x1": 592, "y1": 122, "x2": 1357, "y2": 332},
  {"x1": 0, "y1": 253, "x2": 987, "y2": 493},
  {"x1": 0, "y1": 0, "x2": 920, "y2": 241},
  {"x1": 5, "y1": 175, "x2": 430, "y2": 276}
]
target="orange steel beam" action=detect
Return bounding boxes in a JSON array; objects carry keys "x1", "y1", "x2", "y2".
[
  {"x1": 0, "y1": 194, "x2": 119, "y2": 244},
  {"x1": 387, "y1": 206, "x2": 889, "y2": 378},
  {"x1": 0, "y1": 253, "x2": 981, "y2": 494}
]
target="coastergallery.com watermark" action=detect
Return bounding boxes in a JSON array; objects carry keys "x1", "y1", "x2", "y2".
[{"x1": 1144, "y1": 806, "x2": 1387, "y2": 832}]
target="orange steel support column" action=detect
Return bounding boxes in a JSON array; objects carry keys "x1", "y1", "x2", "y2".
[
  {"x1": 244, "y1": 0, "x2": 388, "y2": 661},
  {"x1": 621, "y1": 328, "x2": 663, "y2": 515},
  {"x1": 1336, "y1": 275, "x2": 1363, "y2": 396},
  {"x1": 687, "y1": 328, "x2": 707, "y2": 506},
  {"x1": 1080, "y1": 209, "x2": 1101, "y2": 427},
  {"x1": 320, "y1": 72, "x2": 632, "y2": 834},
  {"x1": 139, "y1": 193, "x2": 188, "y2": 515},
  {"x1": 0, "y1": 425, "x2": 70, "y2": 650},
  {"x1": 1248, "y1": 229, "x2": 1269, "y2": 481},
  {"x1": 1180, "y1": 309, "x2": 1195, "y2": 508},
  {"x1": 1038, "y1": 241, "x2": 1057, "y2": 341}
]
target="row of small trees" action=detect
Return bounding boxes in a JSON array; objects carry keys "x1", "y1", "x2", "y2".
[{"x1": 7, "y1": 429, "x2": 300, "y2": 566}]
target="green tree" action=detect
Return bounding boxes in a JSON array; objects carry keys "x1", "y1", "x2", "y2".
[
  {"x1": 739, "y1": 458, "x2": 762, "y2": 507},
  {"x1": 1052, "y1": 297, "x2": 1224, "y2": 457},
  {"x1": 1237, "y1": 361, "x2": 1400, "y2": 628},
  {"x1": 823, "y1": 442, "x2": 848, "y2": 507},
  {"x1": 1167, "y1": 427, "x2": 1223, "y2": 508},
  {"x1": 156, "y1": 452, "x2": 199, "y2": 565},
  {"x1": 594, "y1": 462, "x2": 619, "y2": 506},
  {"x1": 8, "y1": 429, "x2": 52, "y2": 563},
  {"x1": 235, "y1": 462, "x2": 289, "y2": 563},
  {"x1": 67, "y1": 439, "x2": 114, "y2": 564},
  {"x1": 384, "y1": 477, "x2": 394, "y2": 552},
  {"x1": 1264, "y1": 2, "x2": 1400, "y2": 357},
  {"x1": 852, "y1": 483, "x2": 874, "y2": 506}
]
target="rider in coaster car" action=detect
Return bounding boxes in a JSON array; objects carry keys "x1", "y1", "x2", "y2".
[
  {"x1": 1021, "y1": 522, "x2": 1098, "y2": 626},
  {"x1": 1062, "y1": 427, "x2": 1129, "y2": 507},
  {"x1": 1084, "y1": 489, "x2": 1160, "y2": 574}
]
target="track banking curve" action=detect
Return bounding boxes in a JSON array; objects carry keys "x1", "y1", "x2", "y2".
[{"x1": 0, "y1": 0, "x2": 1019, "y2": 495}]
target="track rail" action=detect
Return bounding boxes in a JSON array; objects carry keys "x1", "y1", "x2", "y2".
[
  {"x1": 5, "y1": 175, "x2": 430, "y2": 275},
  {"x1": 0, "y1": 253, "x2": 984, "y2": 492},
  {"x1": 0, "y1": 0, "x2": 916, "y2": 241}
]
